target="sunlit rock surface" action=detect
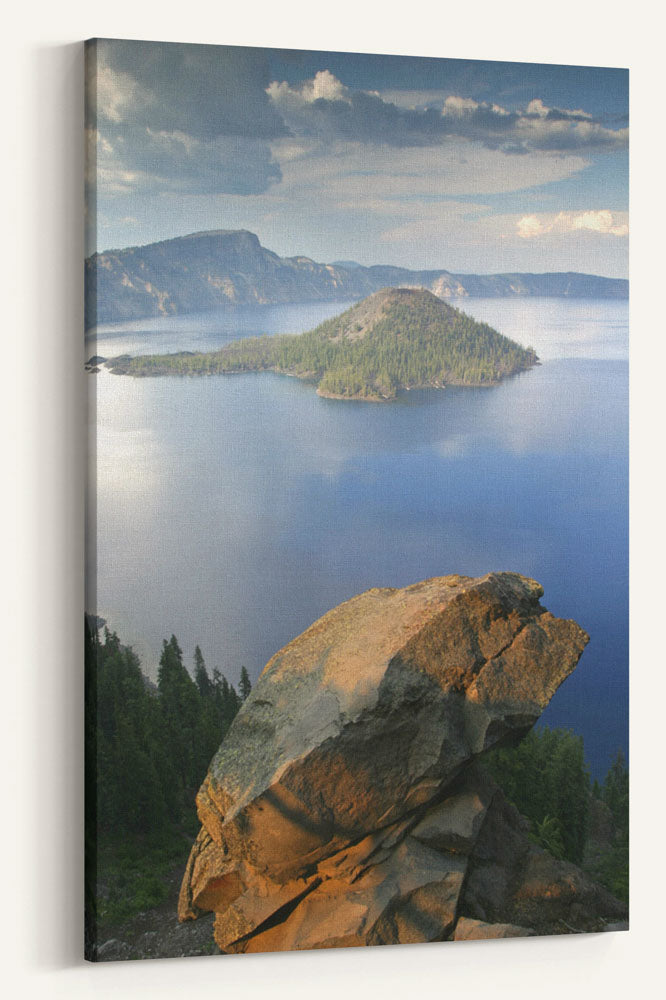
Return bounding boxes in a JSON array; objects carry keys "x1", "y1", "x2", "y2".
[{"x1": 179, "y1": 572, "x2": 624, "y2": 952}]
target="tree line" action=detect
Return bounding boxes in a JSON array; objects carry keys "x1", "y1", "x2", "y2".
[
  {"x1": 86, "y1": 623, "x2": 249, "y2": 837},
  {"x1": 84, "y1": 619, "x2": 249, "y2": 948}
]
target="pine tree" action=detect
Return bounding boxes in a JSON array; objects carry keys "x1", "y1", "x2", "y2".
[
  {"x1": 194, "y1": 645, "x2": 212, "y2": 698},
  {"x1": 598, "y1": 750, "x2": 629, "y2": 902},
  {"x1": 603, "y1": 750, "x2": 629, "y2": 821},
  {"x1": 239, "y1": 665, "x2": 252, "y2": 702},
  {"x1": 157, "y1": 635, "x2": 202, "y2": 795}
]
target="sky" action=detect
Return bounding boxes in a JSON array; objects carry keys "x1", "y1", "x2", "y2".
[{"x1": 86, "y1": 39, "x2": 628, "y2": 276}]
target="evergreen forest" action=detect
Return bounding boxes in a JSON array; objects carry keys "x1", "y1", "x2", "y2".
[
  {"x1": 84, "y1": 619, "x2": 248, "y2": 953},
  {"x1": 483, "y1": 729, "x2": 628, "y2": 902}
]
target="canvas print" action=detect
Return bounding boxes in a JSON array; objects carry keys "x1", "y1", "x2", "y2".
[{"x1": 84, "y1": 38, "x2": 629, "y2": 961}]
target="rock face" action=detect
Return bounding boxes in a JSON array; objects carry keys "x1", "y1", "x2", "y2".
[{"x1": 179, "y1": 572, "x2": 625, "y2": 953}]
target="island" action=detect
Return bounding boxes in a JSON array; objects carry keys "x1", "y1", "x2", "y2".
[{"x1": 105, "y1": 287, "x2": 539, "y2": 401}]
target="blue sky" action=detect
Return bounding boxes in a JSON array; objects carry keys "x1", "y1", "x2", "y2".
[{"x1": 87, "y1": 39, "x2": 628, "y2": 276}]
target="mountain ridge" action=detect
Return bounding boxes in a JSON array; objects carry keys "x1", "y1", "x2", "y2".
[{"x1": 86, "y1": 229, "x2": 628, "y2": 328}]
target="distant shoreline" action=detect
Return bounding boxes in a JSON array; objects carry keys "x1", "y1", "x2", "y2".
[
  {"x1": 100, "y1": 363, "x2": 537, "y2": 400},
  {"x1": 101, "y1": 350, "x2": 539, "y2": 401},
  {"x1": 85, "y1": 228, "x2": 628, "y2": 330}
]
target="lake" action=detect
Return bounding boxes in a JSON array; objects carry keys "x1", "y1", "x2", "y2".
[{"x1": 88, "y1": 297, "x2": 628, "y2": 778}]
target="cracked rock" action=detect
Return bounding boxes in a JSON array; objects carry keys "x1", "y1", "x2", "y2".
[{"x1": 177, "y1": 572, "x2": 611, "y2": 953}]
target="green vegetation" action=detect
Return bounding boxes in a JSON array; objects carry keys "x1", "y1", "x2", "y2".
[
  {"x1": 108, "y1": 289, "x2": 538, "y2": 399},
  {"x1": 94, "y1": 831, "x2": 187, "y2": 926},
  {"x1": 483, "y1": 727, "x2": 590, "y2": 863},
  {"x1": 483, "y1": 728, "x2": 629, "y2": 901},
  {"x1": 85, "y1": 619, "x2": 247, "y2": 953},
  {"x1": 588, "y1": 751, "x2": 629, "y2": 902}
]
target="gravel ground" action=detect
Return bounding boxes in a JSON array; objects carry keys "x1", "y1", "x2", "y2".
[{"x1": 94, "y1": 865, "x2": 222, "y2": 963}]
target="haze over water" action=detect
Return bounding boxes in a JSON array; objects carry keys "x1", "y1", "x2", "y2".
[{"x1": 89, "y1": 297, "x2": 628, "y2": 777}]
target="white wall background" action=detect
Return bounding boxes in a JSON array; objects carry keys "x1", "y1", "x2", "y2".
[{"x1": 3, "y1": 2, "x2": 664, "y2": 997}]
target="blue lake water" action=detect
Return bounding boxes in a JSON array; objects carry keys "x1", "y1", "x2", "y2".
[{"x1": 88, "y1": 297, "x2": 628, "y2": 777}]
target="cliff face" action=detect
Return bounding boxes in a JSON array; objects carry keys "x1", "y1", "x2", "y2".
[
  {"x1": 178, "y1": 573, "x2": 626, "y2": 953},
  {"x1": 85, "y1": 229, "x2": 629, "y2": 327}
]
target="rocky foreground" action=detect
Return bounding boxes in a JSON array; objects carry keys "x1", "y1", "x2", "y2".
[{"x1": 179, "y1": 573, "x2": 627, "y2": 953}]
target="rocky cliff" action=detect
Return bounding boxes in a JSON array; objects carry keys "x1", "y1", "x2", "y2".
[
  {"x1": 179, "y1": 573, "x2": 626, "y2": 953},
  {"x1": 86, "y1": 229, "x2": 629, "y2": 327}
]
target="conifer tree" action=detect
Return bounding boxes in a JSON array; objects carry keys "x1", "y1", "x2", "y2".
[
  {"x1": 602, "y1": 750, "x2": 629, "y2": 821},
  {"x1": 194, "y1": 645, "x2": 212, "y2": 698},
  {"x1": 239, "y1": 665, "x2": 252, "y2": 702},
  {"x1": 158, "y1": 635, "x2": 202, "y2": 794}
]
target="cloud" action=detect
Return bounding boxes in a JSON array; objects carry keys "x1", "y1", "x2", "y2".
[
  {"x1": 270, "y1": 138, "x2": 590, "y2": 199},
  {"x1": 87, "y1": 42, "x2": 627, "y2": 277},
  {"x1": 443, "y1": 95, "x2": 487, "y2": 115},
  {"x1": 87, "y1": 39, "x2": 286, "y2": 196},
  {"x1": 372, "y1": 203, "x2": 628, "y2": 274},
  {"x1": 572, "y1": 210, "x2": 629, "y2": 236},
  {"x1": 89, "y1": 123, "x2": 281, "y2": 197},
  {"x1": 267, "y1": 71, "x2": 628, "y2": 155},
  {"x1": 267, "y1": 81, "x2": 443, "y2": 148},
  {"x1": 517, "y1": 210, "x2": 629, "y2": 239},
  {"x1": 93, "y1": 39, "x2": 286, "y2": 141},
  {"x1": 88, "y1": 44, "x2": 627, "y2": 204},
  {"x1": 525, "y1": 98, "x2": 591, "y2": 120},
  {"x1": 516, "y1": 215, "x2": 545, "y2": 239},
  {"x1": 266, "y1": 70, "x2": 352, "y2": 106}
]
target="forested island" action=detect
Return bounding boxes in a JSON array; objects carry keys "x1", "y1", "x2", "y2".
[{"x1": 105, "y1": 287, "x2": 538, "y2": 401}]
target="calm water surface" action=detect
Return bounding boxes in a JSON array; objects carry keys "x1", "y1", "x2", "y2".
[{"x1": 88, "y1": 297, "x2": 628, "y2": 776}]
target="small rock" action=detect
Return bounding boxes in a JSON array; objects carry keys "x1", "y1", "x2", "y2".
[
  {"x1": 96, "y1": 938, "x2": 132, "y2": 962},
  {"x1": 602, "y1": 921, "x2": 629, "y2": 933},
  {"x1": 453, "y1": 918, "x2": 536, "y2": 940}
]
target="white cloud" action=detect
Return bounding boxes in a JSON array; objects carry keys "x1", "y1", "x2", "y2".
[
  {"x1": 517, "y1": 210, "x2": 629, "y2": 239},
  {"x1": 517, "y1": 215, "x2": 544, "y2": 238},
  {"x1": 267, "y1": 70, "x2": 351, "y2": 106},
  {"x1": 526, "y1": 98, "x2": 592, "y2": 120},
  {"x1": 267, "y1": 72, "x2": 627, "y2": 154},
  {"x1": 526, "y1": 99, "x2": 549, "y2": 118},
  {"x1": 572, "y1": 210, "x2": 629, "y2": 236},
  {"x1": 442, "y1": 96, "x2": 480, "y2": 115},
  {"x1": 95, "y1": 63, "x2": 151, "y2": 124}
]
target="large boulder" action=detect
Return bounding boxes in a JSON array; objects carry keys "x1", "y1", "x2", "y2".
[{"x1": 178, "y1": 572, "x2": 619, "y2": 953}]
